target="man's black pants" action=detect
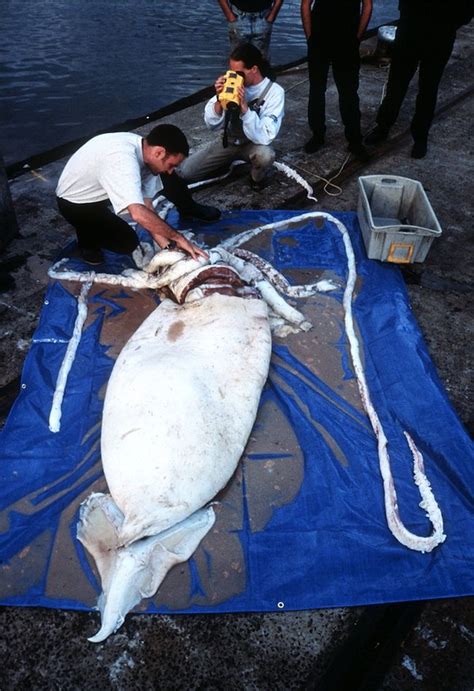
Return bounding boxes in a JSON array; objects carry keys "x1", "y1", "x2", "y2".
[
  {"x1": 376, "y1": 17, "x2": 456, "y2": 142},
  {"x1": 57, "y1": 172, "x2": 194, "y2": 254},
  {"x1": 307, "y1": 35, "x2": 362, "y2": 146},
  {"x1": 57, "y1": 197, "x2": 138, "y2": 253}
]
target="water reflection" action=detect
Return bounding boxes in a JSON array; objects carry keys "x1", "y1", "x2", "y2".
[{"x1": 1, "y1": 0, "x2": 398, "y2": 165}]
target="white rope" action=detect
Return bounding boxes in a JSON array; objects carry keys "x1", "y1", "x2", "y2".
[{"x1": 289, "y1": 157, "x2": 350, "y2": 197}]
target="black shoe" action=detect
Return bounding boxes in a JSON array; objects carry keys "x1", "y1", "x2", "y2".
[
  {"x1": 348, "y1": 142, "x2": 371, "y2": 162},
  {"x1": 364, "y1": 126, "x2": 389, "y2": 146},
  {"x1": 411, "y1": 140, "x2": 428, "y2": 159},
  {"x1": 249, "y1": 176, "x2": 269, "y2": 192},
  {"x1": 80, "y1": 247, "x2": 104, "y2": 265},
  {"x1": 304, "y1": 135, "x2": 325, "y2": 154},
  {"x1": 178, "y1": 201, "x2": 221, "y2": 222}
]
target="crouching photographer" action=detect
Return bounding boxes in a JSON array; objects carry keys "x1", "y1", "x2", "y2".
[{"x1": 177, "y1": 43, "x2": 285, "y2": 191}]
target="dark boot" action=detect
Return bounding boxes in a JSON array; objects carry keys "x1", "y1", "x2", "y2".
[
  {"x1": 348, "y1": 141, "x2": 371, "y2": 162},
  {"x1": 411, "y1": 139, "x2": 428, "y2": 159},
  {"x1": 161, "y1": 172, "x2": 221, "y2": 222},
  {"x1": 365, "y1": 126, "x2": 390, "y2": 146},
  {"x1": 80, "y1": 247, "x2": 104, "y2": 265},
  {"x1": 304, "y1": 134, "x2": 325, "y2": 154},
  {"x1": 178, "y1": 201, "x2": 221, "y2": 222}
]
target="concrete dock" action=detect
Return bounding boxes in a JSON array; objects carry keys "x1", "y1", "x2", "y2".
[{"x1": 0, "y1": 22, "x2": 473, "y2": 690}]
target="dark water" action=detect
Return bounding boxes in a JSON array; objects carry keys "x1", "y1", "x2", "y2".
[{"x1": 0, "y1": 0, "x2": 398, "y2": 166}]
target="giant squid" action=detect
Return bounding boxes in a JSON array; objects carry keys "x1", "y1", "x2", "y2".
[{"x1": 48, "y1": 211, "x2": 446, "y2": 643}]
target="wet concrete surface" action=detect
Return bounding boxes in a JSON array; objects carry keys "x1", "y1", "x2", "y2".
[{"x1": 0, "y1": 22, "x2": 473, "y2": 690}]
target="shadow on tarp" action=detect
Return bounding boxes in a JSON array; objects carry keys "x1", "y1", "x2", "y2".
[{"x1": 0, "y1": 210, "x2": 472, "y2": 614}]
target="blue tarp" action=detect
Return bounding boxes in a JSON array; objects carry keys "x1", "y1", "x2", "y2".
[{"x1": 0, "y1": 210, "x2": 472, "y2": 614}]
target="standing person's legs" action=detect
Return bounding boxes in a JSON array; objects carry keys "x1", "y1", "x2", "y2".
[
  {"x1": 410, "y1": 29, "x2": 456, "y2": 155},
  {"x1": 228, "y1": 10, "x2": 251, "y2": 50},
  {"x1": 332, "y1": 42, "x2": 363, "y2": 148},
  {"x1": 249, "y1": 12, "x2": 273, "y2": 60},
  {"x1": 306, "y1": 40, "x2": 330, "y2": 152},
  {"x1": 367, "y1": 23, "x2": 420, "y2": 144},
  {"x1": 57, "y1": 197, "x2": 138, "y2": 262}
]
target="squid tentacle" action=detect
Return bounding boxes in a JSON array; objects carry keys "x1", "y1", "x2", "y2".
[
  {"x1": 48, "y1": 275, "x2": 94, "y2": 433},
  {"x1": 221, "y1": 210, "x2": 446, "y2": 552},
  {"x1": 231, "y1": 248, "x2": 337, "y2": 297}
]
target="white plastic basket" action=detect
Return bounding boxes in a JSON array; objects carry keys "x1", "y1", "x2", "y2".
[{"x1": 357, "y1": 175, "x2": 442, "y2": 263}]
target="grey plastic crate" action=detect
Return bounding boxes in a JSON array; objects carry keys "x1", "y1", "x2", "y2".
[{"x1": 357, "y1": 175, "x2": 442, "y2": 263}]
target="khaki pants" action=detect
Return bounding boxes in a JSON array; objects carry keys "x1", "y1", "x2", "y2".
[{"x1": 178, "y1": 138, "x2": 275, "y2": 183}]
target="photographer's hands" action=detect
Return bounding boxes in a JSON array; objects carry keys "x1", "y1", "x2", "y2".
[
  {"x1": 214, "y1": 74, "x2": 226, "y2": 95},
  {"x1": 213, "y1": 74, "x2": 247, "y2": 115},
  {"x1": 237, "y1": 85, "x2": 248, "y2": 114},
  {"x1": 213, "y1": 74, "x2": 226, "y2": 116}
]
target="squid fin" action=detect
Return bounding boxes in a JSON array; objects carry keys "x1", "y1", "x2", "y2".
[{"x1": 79, "y1": 502, "x2": 216, "y2": 643}]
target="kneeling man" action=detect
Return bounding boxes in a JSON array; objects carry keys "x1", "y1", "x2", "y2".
[
  {"x1": 56, "y1": 124, "x2": 215, "y2": 265},
  {"x1": 178, "y1": 43, "x2": 285, "y2": 191}
]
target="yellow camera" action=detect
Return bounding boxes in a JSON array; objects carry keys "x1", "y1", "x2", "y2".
[{"x1": 219, "y1": 70, "x2": 244, "y2": 111}]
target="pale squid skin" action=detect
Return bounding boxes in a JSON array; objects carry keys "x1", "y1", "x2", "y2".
[
  {"x1": 78, "y1": 292, "x2": 272, "y2": 642},
  {"x1": 102, "y1": 294, "x2": 272, "y2": 545}
]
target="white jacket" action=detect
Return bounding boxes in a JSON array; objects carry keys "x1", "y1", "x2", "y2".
[{"x1": 204, "y1": 77, "x2": 285, "y2": 146}]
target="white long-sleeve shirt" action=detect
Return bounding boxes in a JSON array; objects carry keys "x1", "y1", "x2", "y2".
[{"x1": 204, "y1": 77, "x2": 285, "y2": 146}]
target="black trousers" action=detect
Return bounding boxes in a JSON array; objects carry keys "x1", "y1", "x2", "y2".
[
  {"x1": 376, "y1": 17, "x2": 457, "y2": 141},
  {"x1": 57, "y1": 172, "x2": 194, "y2": 254},
  {"x1": 307, "y1": 35, "x2": 362, "y2": 145},
  {"x1": 57, "y1": 197, "x2": 138, "y2": 253}
]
